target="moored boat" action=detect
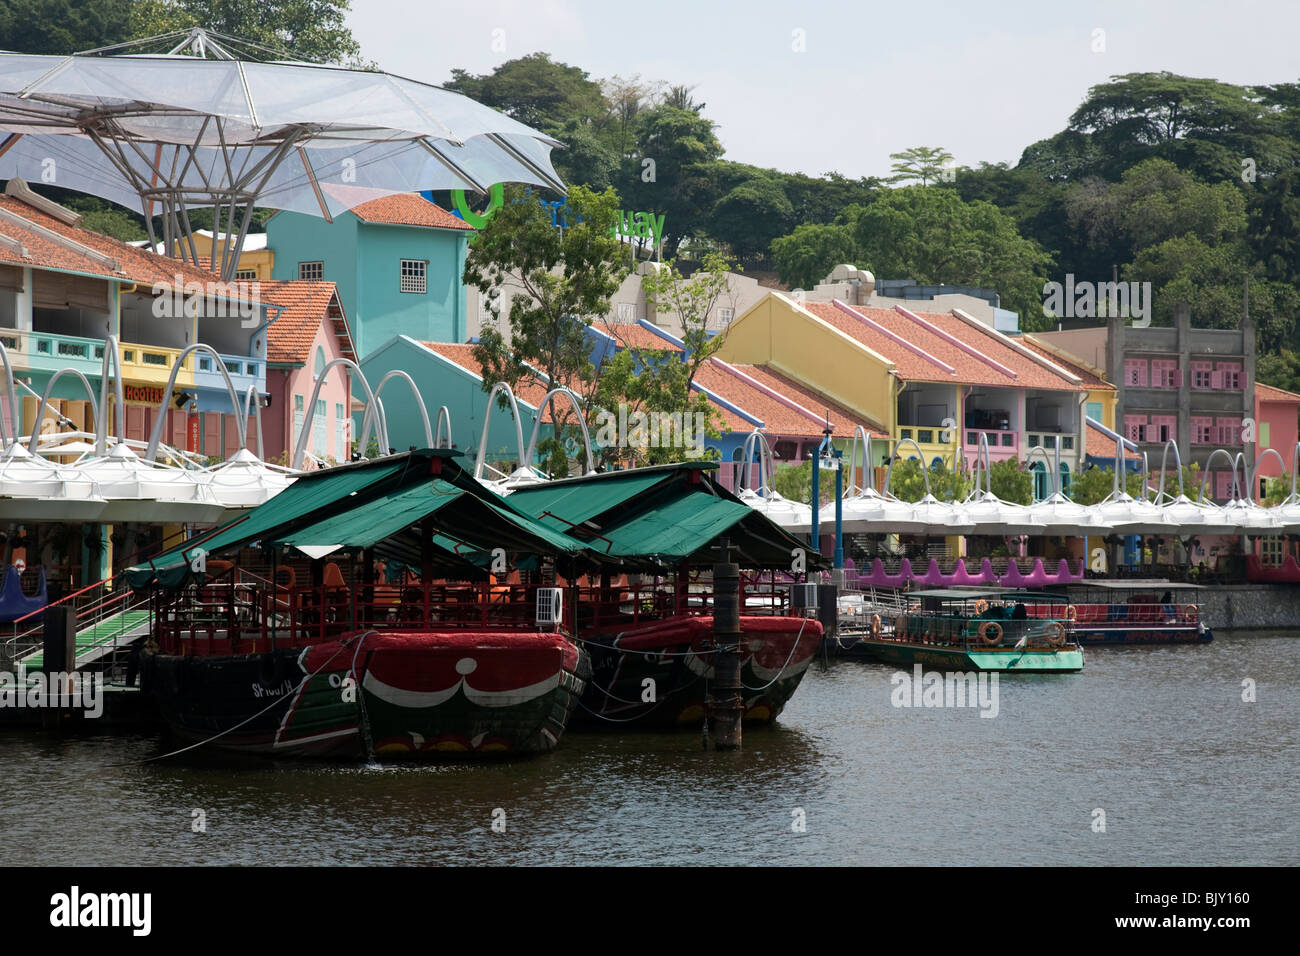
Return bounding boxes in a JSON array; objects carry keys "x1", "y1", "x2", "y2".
[
  {"x1": 835, "y1": 588, "x2": 1084, "y2": 672},
  {"x1": 1051, "y1": 579, "x2": 1212, "y2": 644}
]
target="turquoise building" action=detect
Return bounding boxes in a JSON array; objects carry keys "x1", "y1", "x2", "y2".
[{"x1": 266, "y1": 194, "x2": 473, "y2": 359}]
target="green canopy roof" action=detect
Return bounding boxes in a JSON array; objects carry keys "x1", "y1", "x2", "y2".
[
  {"x1": 277, "y1": 479, "x2": 588, "y2": 557},
  {"x1": 505, "y1": 469, "x2": 670, "y2": 533},
  {"x1": 602, "y1": 494, "x2": 753, "y2": 559}
]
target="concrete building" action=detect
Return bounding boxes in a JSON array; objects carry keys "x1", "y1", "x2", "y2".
[
  {"x1": 266, "y1": 193, "x2": 472, "y2": 359},
  {"x1": 798, "y1": 264, "x2": 1022, "y2": 332},
  {"x1": 1037, "y1": 305, "x2": 1275, "y2": 501}
]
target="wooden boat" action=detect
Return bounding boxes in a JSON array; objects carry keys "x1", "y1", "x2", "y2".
[
  {"x1": 1051, "y1": 580, "x2": 1212, "y2": 644},
  {"x1": 127, "y1": 452, "x2": 826, "y2": 756},
  {"x1": 573, "y1": 613, "x2": 821, "y2": 729},
  {"x1": 835, "y1": 588, "x2": 1084, "y2": 672}
]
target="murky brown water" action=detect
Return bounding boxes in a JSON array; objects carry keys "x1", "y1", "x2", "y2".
[{"x1": 2, "y1": 632, "x2": 1296, "y2": 865}]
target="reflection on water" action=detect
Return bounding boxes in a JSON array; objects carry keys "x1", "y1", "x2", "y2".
[{"x1": 2, "y1": 632, "x2": 1296, "y2": 865}]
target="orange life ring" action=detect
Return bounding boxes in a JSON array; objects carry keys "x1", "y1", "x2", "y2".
[
  {"x1": 1066, "y1": 605, "x2": 1078, "y2": 621},
  {"x1": 871, "y1": 613, "x2": 882, "y2": 637},
  {"x1": 1048, "y1": 621, "x2": 1066, "y2": 647},
  {"x1": 978, "y1": 620, "x2": 1003, "y2": 646},
  {"x1": 274, "y1": 566, "x2": 296, "y2": 589},
  {"x1": 973, "y1": 599, "x2": 989, "y2": 614},
  {"x1": 1184, "y1": 604, "x2": 1199, "y2": 623}
]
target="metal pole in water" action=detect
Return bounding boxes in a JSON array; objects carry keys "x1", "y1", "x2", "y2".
[{"x1": 707, "y1": 537, "x2": 742, "y2": 750}]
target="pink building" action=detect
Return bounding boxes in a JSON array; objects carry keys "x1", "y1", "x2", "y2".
[
  {"x1": 261, "y1": 281, "x2": 356, "y2": 466},
  {"x1": 1254, "y1": 382, "x2": 1300, "y2": 497}
]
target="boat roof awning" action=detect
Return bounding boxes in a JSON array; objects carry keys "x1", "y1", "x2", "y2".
[
  {"x1": 509, "y1": 464, "x2": 822, "y2": 568},
  {"x1": 276, "y1": 479, "x2": 588, "y2": 556}
]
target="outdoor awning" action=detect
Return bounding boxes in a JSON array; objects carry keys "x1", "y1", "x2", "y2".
[
  {"x1": 125, "y1": 459, "x2": 407, "y2": 587},
  {"x1": 276, "y1": 479, "x2": 588, "y2": 557},
  {"x1": 506, "y1": 470, "x2": 670, "y2": 533}
]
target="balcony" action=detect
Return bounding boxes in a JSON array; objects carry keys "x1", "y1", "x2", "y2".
[
  {"x1": 119, "y1": 343, "x2": 194, "y2": 387},
  {"x1": 895, "y1": 426, "x2": 957, "y2": 469},
  {"x1": 194, "y1": 352, "x2": 265, "y2": 397},
  {"x1": 8, "y1": 330, "x2": 108, "y2": 376},
  {"x1": 965, "y1": 427, "x2": 1019, "y2": 460},
  {"x1": 1026, "y1": 431, "x2": 1075, "y2": 453}
]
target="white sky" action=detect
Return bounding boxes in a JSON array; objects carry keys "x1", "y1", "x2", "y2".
[{"x1": 348, "y1": 0, "x2": 1300, "y2": 180}]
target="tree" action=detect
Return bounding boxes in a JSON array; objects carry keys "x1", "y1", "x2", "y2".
[
  {"x1": 770, "y1": 219, "x2": 858, "y2": 289},
  {"x1": 1068, "y1": 464, "x2": 1143, "y2": 505},
  {"x1": 883, "y1": 458, "x2": 969, "y2": 503},
  {"x1": 618, "y1": 105, "x2": 724, "y2": 258},
  {"x1": 708, "y1": 175, "x2": 794, "y2": 262},
  {"x1": 886, "y1": 146, "x2": 954, "y2": 186},
  {"x1": 446, "y1": 53, "x2": 608, "y2": 138},
  {"x1": 465, "y1": 184, "x2": 631, "y2": 474},
  {"x1": 0, "y1": 0, "x2": 132, "y2": 54},
  {"x1": 662, "y1": 84, "x2": 705, "y2": 113},
  {"x1": 130, "y1": 0, "x2": 365, "y2": 65},
  {"x1": 989, "y1": 459, "x2": 1032, "y2": 505},
  {"x1": 851, "y1": 186, "x2": 1054, "y2": 330}
]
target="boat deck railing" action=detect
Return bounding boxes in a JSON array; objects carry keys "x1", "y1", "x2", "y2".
[
  {"x1": 880, "y1": 612, "x2": 1074, "y2": 650},
  {"x1": 152, "y1": 579, "x2": 793, "y2": 655}
]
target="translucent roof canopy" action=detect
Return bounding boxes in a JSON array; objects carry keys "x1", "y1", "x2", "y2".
[{"x1": 0, "y1": 29, "x2": 565, "y2": 278}]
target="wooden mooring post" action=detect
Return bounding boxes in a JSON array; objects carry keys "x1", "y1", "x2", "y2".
[{"x1": 706, "y1": 538, "x2": 742, "y2": 750}]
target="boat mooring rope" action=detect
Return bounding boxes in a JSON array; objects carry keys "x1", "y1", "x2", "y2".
[
  {"x1": 740, "y1": 617, "x2": 810, "y2": 693},
  {"x1": 116, "y1": 631, "x2": 378, "y2": 766}
]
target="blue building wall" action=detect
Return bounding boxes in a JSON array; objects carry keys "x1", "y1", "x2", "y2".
[
  {"x1": 361, "y1": 335, "x2": 549, "y2": 466},
  {"x1": 267, "y1": 210, "x2": 468, "y2": 360}
]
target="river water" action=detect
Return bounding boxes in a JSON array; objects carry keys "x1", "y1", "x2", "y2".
[{"x1": 2, "y1": 632, "x2": 1296, "y2": 866}]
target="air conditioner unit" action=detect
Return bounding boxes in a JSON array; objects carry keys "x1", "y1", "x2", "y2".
[
  {"x1": 790, "y1": 583, "x2": 819, "y2": 615},
  {"x1": 535, "y1": 588, "x2": 564, "y2": 628}
]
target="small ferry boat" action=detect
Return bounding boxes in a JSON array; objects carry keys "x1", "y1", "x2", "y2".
[
  {"x1": 1052, "y1": 580, "x2": 1212, "y2": 644},
  {"x1": 835, "y1": 588, "x2": 1084, "y2": 672}
]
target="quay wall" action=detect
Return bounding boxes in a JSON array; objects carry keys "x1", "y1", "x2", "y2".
[{"x1": 1199, "y1": 585, "x2": 1300, "y2": 631}]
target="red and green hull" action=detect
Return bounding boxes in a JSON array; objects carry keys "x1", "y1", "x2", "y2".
[
  {"x1": 574, "y1": 614, "x2": 823, "y2": 730},
  {"x1": 142, "y1": 630, "x2": 589, "y2": 759}
]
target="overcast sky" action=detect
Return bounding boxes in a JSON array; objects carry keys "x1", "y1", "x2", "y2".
[{"x1": 348, "y1": 0, "x2": 1300, "y2": 180}]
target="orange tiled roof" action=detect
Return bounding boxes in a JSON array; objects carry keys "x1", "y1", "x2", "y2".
[
  {"x1": 1256, "y1": 382, "x2": 1300, "y2": 403},
  {"x1": 1020, "y1": 336, "x2": 1114, "y2": 390},
  {"x1": 801, "y1": 301, "x2": 1084, "y2": 391},
  {"x1": 1085, "y1": 418, "x2": 1140, "y2": 460},
  {"x1": 260, "y1": 280, "x2": 353, "y2": 365},
  {"x1": 0, "y1": 194, "x2": 251, "y2": 293},
  {"x1": 599, "y1": 323, "x2": 683, "y2": 352},
  {"x1": 420, "y1": 342, "x2": 560, "y2": 420},
  {"x1": 349, "y1": 193, "x2": 474, "y2": 231},
  {"x1": 697, "y1": 361, "x2": 888, "y2": 439}
]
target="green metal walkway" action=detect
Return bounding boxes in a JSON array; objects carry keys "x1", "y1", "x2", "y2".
[{"x1": 17, "y1": 609, "x2": 152, "y2": 671}]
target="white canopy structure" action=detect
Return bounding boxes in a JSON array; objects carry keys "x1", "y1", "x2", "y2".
[
  {"x1": 0, "y1": 442, "x2": 106, "y2": 521},
  {"x1": 68, "y1": 444, "x2": 226, "y2": 523},
  {"x1": 0, "y1": 28, "x2": 565, "y2": 278}
]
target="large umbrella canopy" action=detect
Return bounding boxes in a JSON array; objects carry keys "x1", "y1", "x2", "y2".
[
  {"x1": 0, "y1": 442, "x2": 105, "y2": 521},
  {"x1": 70, "y1": 443, "x2": 225, "y2": 523},
  {"x1": 962, "y1": 490, "x2": 1042, "y2": 537},
  {"x1": 1159, "y1": 495, "x2": 1237, "y2": 537},
  {"x1": 1094, "y1": 492, "x2": 1177, "y2": 536},
  {"x1": 739, "y1": 487, "x2": 812, "y2": 533},
  {"x1": 1024, "y1": 491, "x2": 1112, "y2": 537},
  {"x1": 0, "y1": 29, "x2": 564, "y2": 277},
  {"x1": 203, "y1": 448, "x2": 297, "y2": 510}
]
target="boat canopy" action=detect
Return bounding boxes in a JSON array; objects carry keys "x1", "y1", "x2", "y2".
[
  {"x1": 506, "y1": 462, "x2": 825, "y2": 569},
  {"x1": 905, "y1": 587, "x2": 1071, "y2": 603}
]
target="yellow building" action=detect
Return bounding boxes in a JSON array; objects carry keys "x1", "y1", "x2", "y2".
[{"x1": 156, "y1": 230, "x2": 274, "y2": 281}]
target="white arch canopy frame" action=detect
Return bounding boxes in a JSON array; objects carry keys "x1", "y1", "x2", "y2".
[{"x1": 0, "y1": 28, "x2": 566, "y2": 279}]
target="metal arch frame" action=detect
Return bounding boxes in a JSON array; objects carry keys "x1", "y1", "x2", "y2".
[
  {"x1": 1247, "y1": 448, "x2": 1287, "y2": 502},
  {"x1": 435, "y1": 406, "x2": 453, "y2": 449},
  {"x1": 292, "y1": 357, "x2": 381, "y2": 470},
  {"x1": 241, "y1": 385, "x2": 264, "y2": 460},
  {"x1": 1024, "y1": 446, "x2": 1059, "y2": 500},
  {"x1": 844, "y1": 425, "x2": 876, "y2": 494},
  {"x1": 27, "y1": 369, "x2": 100, "y2": 453},
  {"x1": 1198, "y1": 449, "x2": 1245, "y2": 504},
  {"x1": 474, "y1": 382, "x2": 527, "y2": 480},
  {"x1": 964, "y1": 432, "x2": 994, "y2": 500},
  {"x1": 1287, "y1": 442, "x2": 1300, "y2": 504},
  {"x1": 95, "y1": 335, "x2": 126, "y2": 456},
  {"x1": 1154, "y1": 439, "x2": 1185, "y2": 503},
  {"x1": 882, "y1": 437, "x2": 932, "y2": 500},
  {"x1": 359, "y1": 370, "x2": 433, "y2": 453},
  {"x1": 526, "y1": 387, "x2": 596, "y2": 476},
  {"x1": 738, "y1": 429, "x2": 776, "y2": 495},
  {"x1": 144, "y1": 344, "x2": 249, "y2": 462},
  {"x1": 0, "y1": 341, "x2": 19, "y2": 448}
]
